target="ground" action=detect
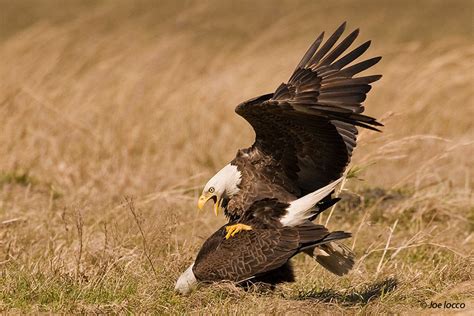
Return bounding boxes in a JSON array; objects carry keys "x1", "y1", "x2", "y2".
[{"x1": 0, "y1": 0, "x2": 473, "y2": 314}]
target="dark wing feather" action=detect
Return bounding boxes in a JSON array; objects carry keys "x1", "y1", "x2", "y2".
[
  {"x1": 235, "y1": 23, "x2": 382, "y2": 196},
  {"x1": 192, "y1": 226, "x2": 297, "y2": 282},
  {"x1": 192, "y1": 222, "x2": 332, "y2": 283}
]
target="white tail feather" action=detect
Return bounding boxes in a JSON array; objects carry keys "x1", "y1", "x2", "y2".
[{"x1": 280, "y1": 177, "x2": 343, "y2": 226}]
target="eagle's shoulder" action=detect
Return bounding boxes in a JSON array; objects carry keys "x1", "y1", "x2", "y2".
[{"x1": 235, "y1": 93, "x2": 274, "y2": 116}]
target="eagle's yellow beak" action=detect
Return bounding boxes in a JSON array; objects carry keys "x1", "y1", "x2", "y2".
[{"x1": 198, "y1": 193, "x2": 221, "y2": 216}]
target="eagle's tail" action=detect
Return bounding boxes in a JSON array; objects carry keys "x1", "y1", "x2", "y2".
[
  {"x1": 296, "y1": 224, "x2": 354, "y2": 276},
  {"x1": 280, "y1": 177, "x2": 344, "y2": 227},
  {"x1": 308, "y1": 195, "x2": 341, "y2": 222},
  {"x1": 303, "y1": 241, "x2": 355, "y2": 276}
]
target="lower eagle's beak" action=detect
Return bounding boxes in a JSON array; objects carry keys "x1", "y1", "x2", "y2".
[{"x1": 198, "y1": 193, "x2": 221, "y2": 216}]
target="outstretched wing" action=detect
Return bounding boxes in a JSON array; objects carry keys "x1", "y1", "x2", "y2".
[{"x1": 235, "y1": 22, "x2": 382, "y2": 195}]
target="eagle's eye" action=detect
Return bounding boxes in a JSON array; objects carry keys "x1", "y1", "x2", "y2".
[{"x1": 208, "y1": 187, "x2": 215, "y2": 193}]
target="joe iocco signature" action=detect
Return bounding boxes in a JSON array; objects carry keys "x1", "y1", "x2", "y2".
[{"x1": 420, "y1": 301, "x2": 466, "y2": 309}]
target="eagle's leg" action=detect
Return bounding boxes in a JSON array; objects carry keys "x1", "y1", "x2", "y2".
[{"x1": 225, "y1": 223, "x2": 252, "y2": 239}]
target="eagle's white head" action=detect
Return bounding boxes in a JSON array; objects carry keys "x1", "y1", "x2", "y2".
[
  {"x1": 175, "y1": 263, "x2": 197, "y2": 294},
  {"x1": 198, "y1": 164, "x2": 242, "y2": 215}
]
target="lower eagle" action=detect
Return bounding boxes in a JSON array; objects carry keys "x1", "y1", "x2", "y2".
[
  {"x1": 176, "y1": 22, "x2": 382, "y2": 294},
  {"x1": 176, "y1": 178, "x2": 356, "y2": 294}
]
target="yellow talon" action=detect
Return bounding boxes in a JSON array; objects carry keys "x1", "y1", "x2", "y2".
[{"x1": 225, "y1": 223, "x2": 252, "y2": 239}]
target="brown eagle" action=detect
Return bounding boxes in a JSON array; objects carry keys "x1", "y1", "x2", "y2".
[
  {"x1": 176, "y1": 178, "x2": 353, "y2": 294},
  {"x1": 198, "y1": 22, "x2": 381, "y2": 233},
  {"x1": 176, "y1": 22, "x2": 382, "y2": 293}
]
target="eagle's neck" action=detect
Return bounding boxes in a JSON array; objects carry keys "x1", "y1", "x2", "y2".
[
  {"x1": 212, "y1": 163, "x2": 242, "y2": 220},
  {"x1": 217, "y1": 163, "x2": 242, "y2": 197}
]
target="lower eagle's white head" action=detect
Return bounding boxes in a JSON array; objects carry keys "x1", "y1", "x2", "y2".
[
  {"x1": 198, "y1": 164, "x2": 242, "y2": 215},
  {"x1": 175, "y1": 263, "x2": 197, "y2": 294}
]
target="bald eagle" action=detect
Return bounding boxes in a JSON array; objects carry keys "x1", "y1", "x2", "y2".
[
  {"x1": 176, "y1": 23, "x2": 382, "y2": 293},
  {"x1": 198, "y1": 22, "x2": 381, "y2": 233},
  {"x1": 176, "y1": 178, "x2": 352, "y2": 294}
]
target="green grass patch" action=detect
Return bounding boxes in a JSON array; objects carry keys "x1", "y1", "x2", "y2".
[{"x1": 0, "y1": 169, "x2": 35, "y2": 187}]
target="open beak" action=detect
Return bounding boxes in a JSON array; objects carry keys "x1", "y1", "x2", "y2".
[{"x1": 198, "y1": 193, "x2": 221, "y2": 216}]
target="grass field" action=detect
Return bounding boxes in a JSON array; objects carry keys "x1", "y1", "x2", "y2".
[{"x1": 0, "y1": 0, "x2": 473, "y2": 314}]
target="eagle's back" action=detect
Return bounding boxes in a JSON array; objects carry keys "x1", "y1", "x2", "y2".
[
  {"x1": 192, "y1": 219, "x2": 348, "y2": 283},
  {"x1": 225, "y1": 147, "x2": 299, "y2": 220}
]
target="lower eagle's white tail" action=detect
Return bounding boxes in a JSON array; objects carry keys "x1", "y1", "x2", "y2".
[{"x1": 280, "y1": 177, "x2": 343, "y2": 227}]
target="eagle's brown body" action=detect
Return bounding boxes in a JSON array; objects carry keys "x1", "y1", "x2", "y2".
[
  {"x1": 193, "y1": 200, "x2": 350, "y2": 283},
  {"x1": 221, "y1": 22, "x2": 382, "y2": 221}
]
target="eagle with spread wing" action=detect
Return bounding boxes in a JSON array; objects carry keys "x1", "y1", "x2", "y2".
[
  {"x1": 198, "y1": 22, "x2": 381, "y2": 232},
  {"x1": 176, "y1": 23, "x2": 382, "y2": 293}
]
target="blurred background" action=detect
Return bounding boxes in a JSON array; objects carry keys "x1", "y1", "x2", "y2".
[{"x1": 0, "y1": 0, "x2": 472, "y2": 313}]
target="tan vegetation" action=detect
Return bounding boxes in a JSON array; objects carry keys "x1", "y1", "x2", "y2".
[{"x1": 0, "y1": 0, "x2": 473, "y2": 314}]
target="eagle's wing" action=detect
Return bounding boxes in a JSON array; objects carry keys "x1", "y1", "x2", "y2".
[
  {"x1": 192, "y1": 222, "x2": 332, "y2": 283},
  {"x1": 235, "y1": 22, "x2": 382, "y2": 195}
]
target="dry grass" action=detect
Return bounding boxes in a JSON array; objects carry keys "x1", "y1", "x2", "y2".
[{"x1": 0, "y1": 0, "x2": 473, "y2": 314}]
